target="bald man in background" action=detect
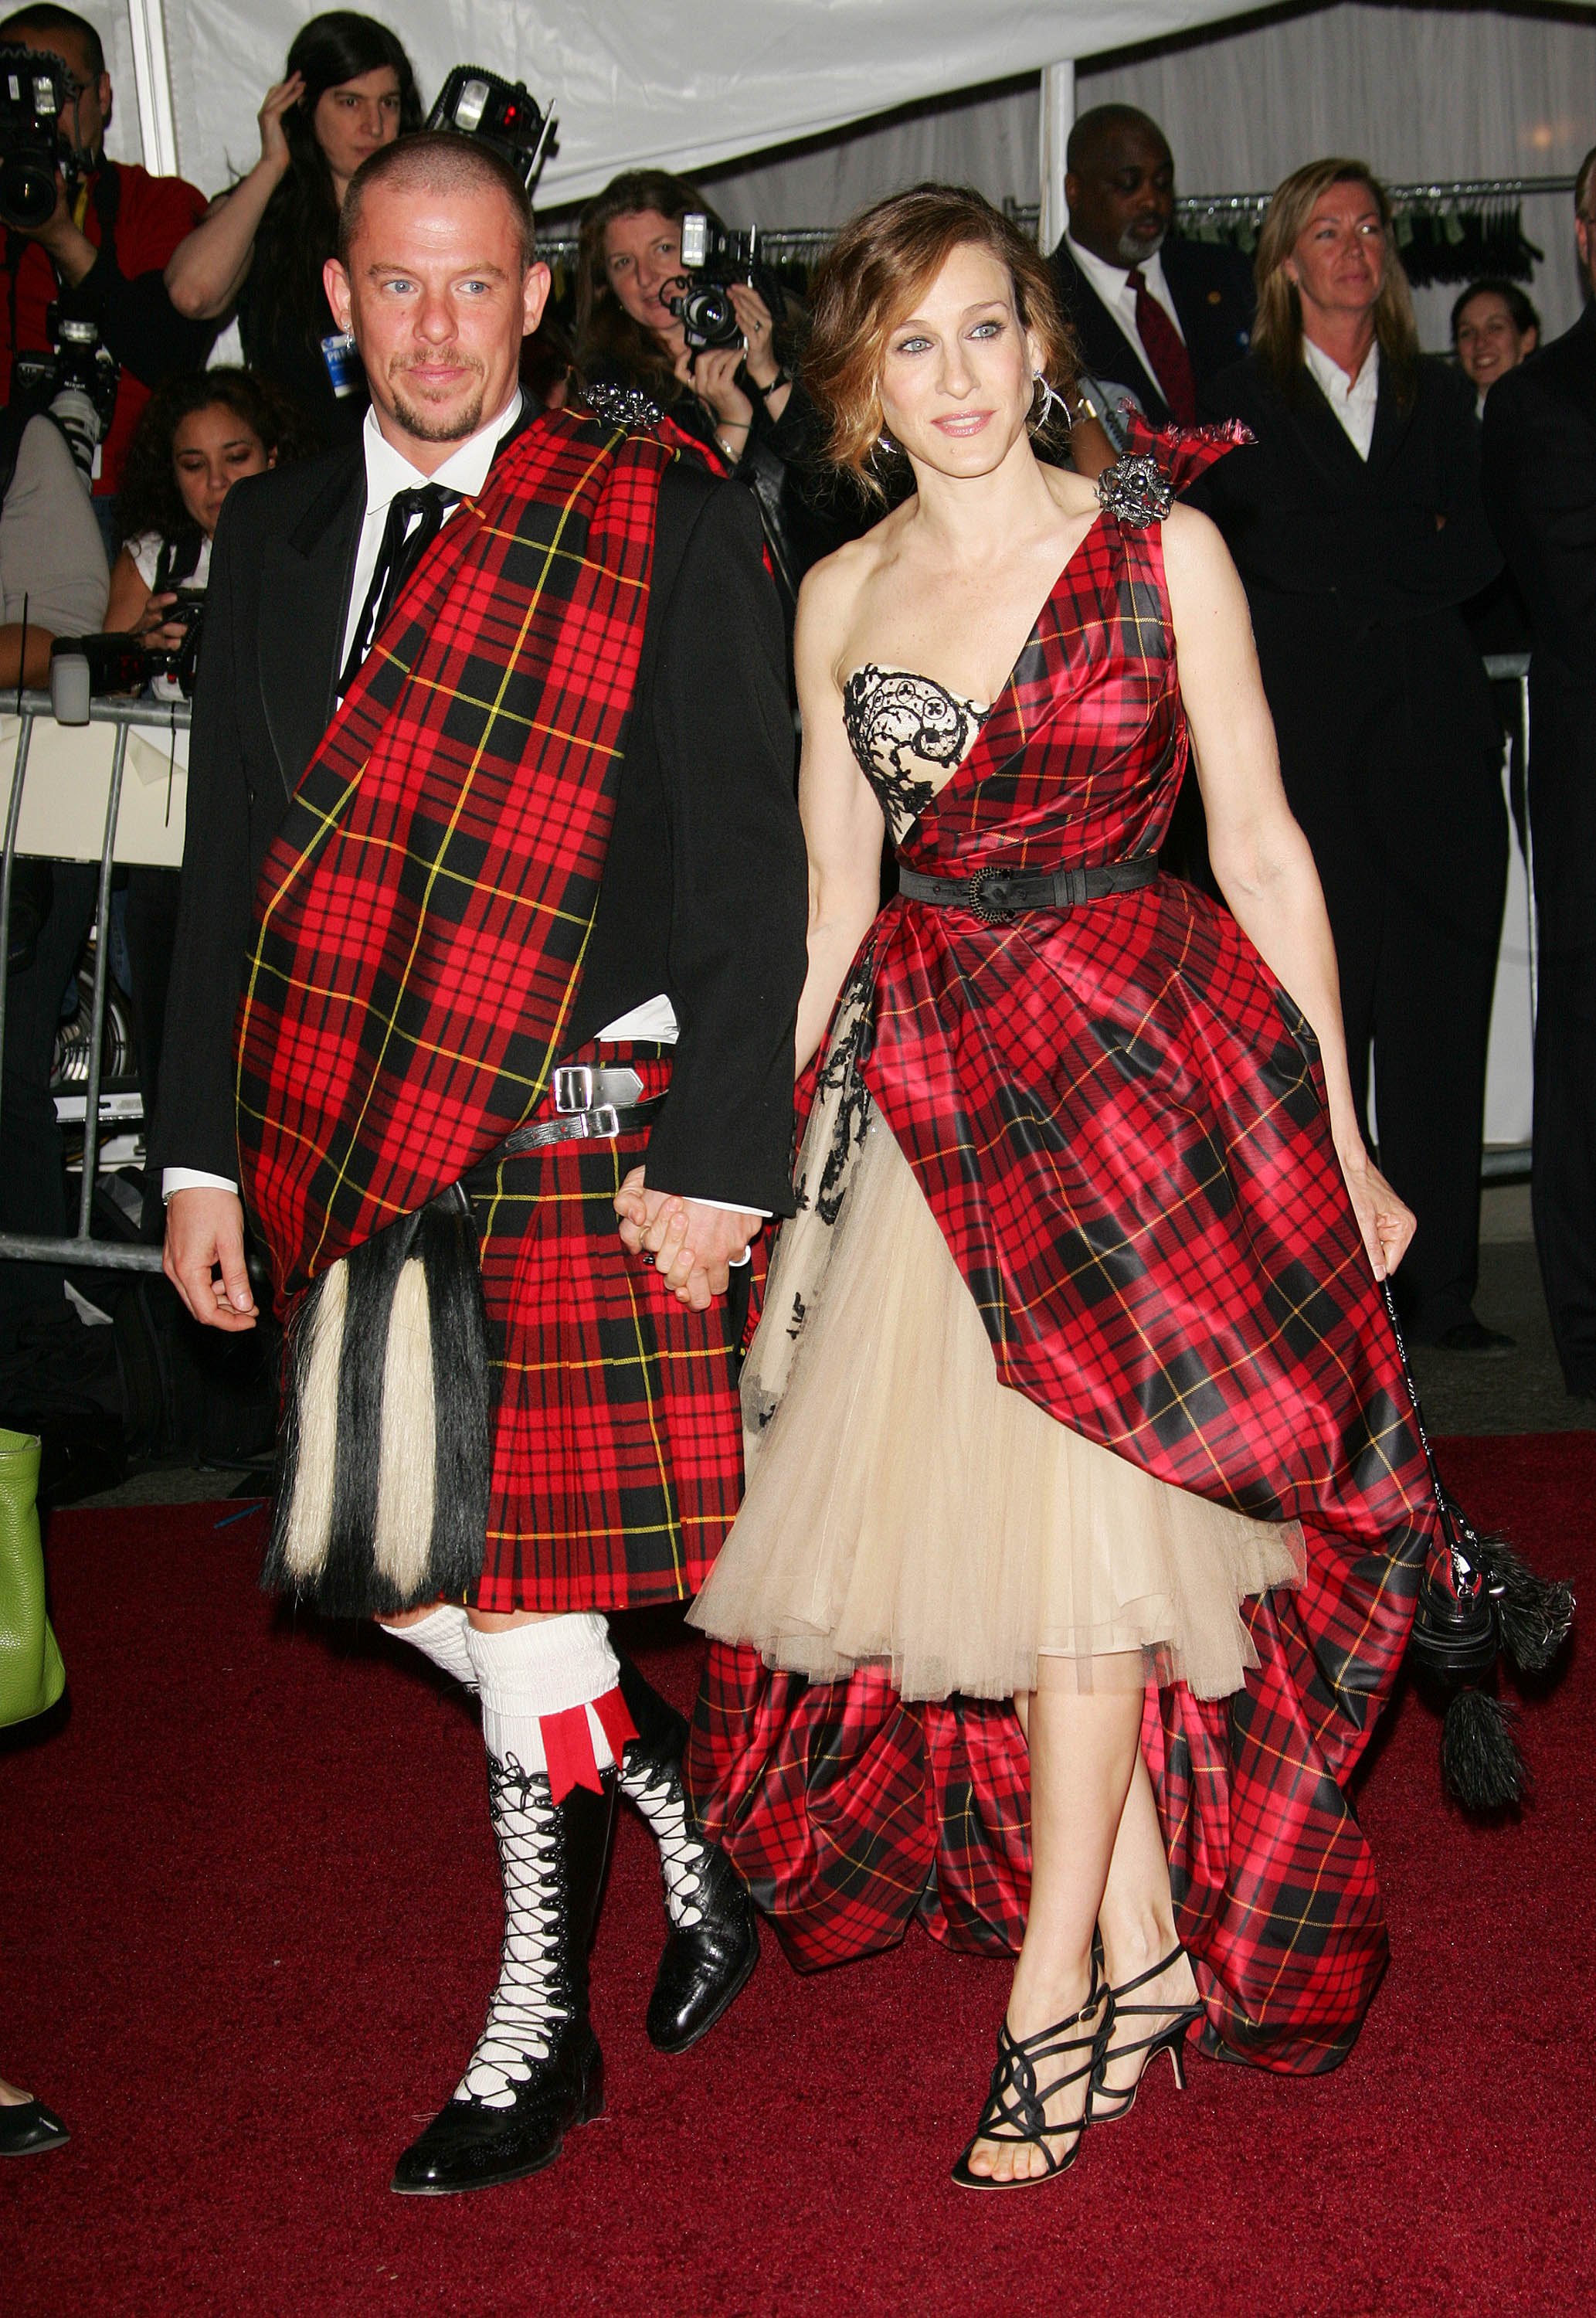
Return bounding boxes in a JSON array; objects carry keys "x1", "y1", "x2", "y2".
[{"x1": 1049, "y1": 102, "x2": 1255, "y2": 430}]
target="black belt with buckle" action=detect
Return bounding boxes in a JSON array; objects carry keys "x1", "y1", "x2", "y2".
[
  {"x1": 896, "y1": 856, "x2": 1158, "y2": 924},
  {"x1": 494, "y1": 1065, "x2": 665, "y2": 1157}
]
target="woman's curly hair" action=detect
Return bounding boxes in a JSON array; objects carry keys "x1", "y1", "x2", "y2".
[{"x1": 115, "y1": 368, "x2": 318, "y2": 552}]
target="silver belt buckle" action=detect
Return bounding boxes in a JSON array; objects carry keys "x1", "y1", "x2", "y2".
[
  {"x1": 589, "y1": 1103, "x2": 621, "y2": 1137},
  {"x1": 553, "y1": 1064, "x2": 593, "y2": 1114}
]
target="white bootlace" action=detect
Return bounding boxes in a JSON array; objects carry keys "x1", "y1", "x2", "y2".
[
  {"x1": 620, "y1": 1755, "x2": 708, "y2": 1930},
  {"x1": 457, "y1": 1755, "x2": 570, "y2": 2109}
]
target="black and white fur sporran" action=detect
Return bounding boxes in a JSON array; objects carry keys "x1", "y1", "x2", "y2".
[{"x1": 262, "y1": 1186, "x2": 492, "y2": 1617}]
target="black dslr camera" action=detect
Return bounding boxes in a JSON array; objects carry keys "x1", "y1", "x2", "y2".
[
  {"x1": 0, "y1": 42, "x2": 70, "y2": 230},
  {"x1": 426, "y1": 66, "x2": 555, "y2": 189},
  {"x1": 671, "y1": 215, "x2": 784, "y2": 355},
  {"x1": 14, "y1": 311, "x2": 118, "y2": 478}
]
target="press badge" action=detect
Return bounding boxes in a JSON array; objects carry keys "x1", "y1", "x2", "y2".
[{"x1": 321, "y1": 331, "x2": 360, "y2": 396}]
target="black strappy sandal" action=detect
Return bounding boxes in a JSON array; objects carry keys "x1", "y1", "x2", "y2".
[
  {"x1": 951, "y1": 1960, "x2": 1110, "y2": 2191},
  {"x1": 1089, "y1": 1946, "x2": 1204, "y2": 2123}
]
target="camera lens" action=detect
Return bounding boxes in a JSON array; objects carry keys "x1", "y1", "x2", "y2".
[
  {"x1": 0, "y1": 151, "x2": 56, "y2": 230},
  {"x1": 680, "y1": 284, "x2": 741, "y2": 348}
]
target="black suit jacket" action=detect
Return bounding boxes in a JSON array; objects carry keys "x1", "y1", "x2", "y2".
[
  {"x1": 1192, "y1": 351, "x2": 1502, "y2": 862},
  {"x1": 1481, "y1": 304, "x2": 1596, "y2": 928},
  {"x1": 151, "y1": 433, "x2": 807, "y2": 1216},
  {"x1": 1482, "y1": 304, "x2": 1596, "y2": 686},
  {"x1": 1048, "y1": 231, "x2": 1255, "y2": 423}
]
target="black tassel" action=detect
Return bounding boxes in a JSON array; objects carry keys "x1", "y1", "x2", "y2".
[
  {"x1": 1469, "y1": 1526, "x2": 1576, "y2": 1674},
  {"x1": 1439, "y1": 1688, "x2": 1526, "y2": 1811}
]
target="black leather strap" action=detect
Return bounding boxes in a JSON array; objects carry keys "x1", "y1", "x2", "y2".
[
  {"x1": 896, "y1": 856, "x2": 1158, "y2": 923},
  {"x1": 495, "y1": 1097, "x2": 665, "y2": 1155}
]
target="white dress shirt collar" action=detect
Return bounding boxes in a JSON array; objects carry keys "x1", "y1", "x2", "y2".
[
  {"x1": 341, "y1": 389, "x2": 526, "y2": 690},
  {"x1": 1302, "y1": 337, "x2": 1380, "y2": 461},
  {"x1": 1065, "y1": 233, "x2": 1187, "y2": 366},
  {"x1": 360, "y1": 386, "x2": 525, "y2": 515}
]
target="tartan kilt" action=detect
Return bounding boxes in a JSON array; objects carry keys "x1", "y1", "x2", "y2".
[{"x1": 464, "y1": 1041, "x2": 746, "y2": 1614}]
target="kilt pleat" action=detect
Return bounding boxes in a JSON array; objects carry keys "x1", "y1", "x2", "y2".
[{"x1": 467, "y1": 1045, "x2": 745, "y2": 1613}]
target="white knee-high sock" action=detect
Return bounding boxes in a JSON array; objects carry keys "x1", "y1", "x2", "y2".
[
  {"x1": 464, "y1": 1613, "x2": 623, "y2": 1776},
  {"x1": 379, "y1": 1602, "x2": 477, "y2": 1690}
]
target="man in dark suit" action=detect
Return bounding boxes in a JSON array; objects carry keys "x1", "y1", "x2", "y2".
[
  {"x1": 153, "y1": 134, "x2": 806, "y2": 2192},
  {"x1": 1048, "y1": 103, "x2": 1254, "y2": 429},
  {"x1": 1482, "y1": 151, "x2": 1596, "y2": 1396}
]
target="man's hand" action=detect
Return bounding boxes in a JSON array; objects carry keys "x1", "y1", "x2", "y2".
[
  {"x1": 614, "y1": 1166, "x2": 759, "y2": 1311},
  {"x1": 163, "y1": 1187, "x2": 258, "y2": 1331},
  {"x1": 20, "y1": 168, "x2": 96, "y2": 282}
]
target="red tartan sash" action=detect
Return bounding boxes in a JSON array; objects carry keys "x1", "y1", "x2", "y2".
[{"x1": 235, "y1": 406, "x2": 670, "y2": 1300}]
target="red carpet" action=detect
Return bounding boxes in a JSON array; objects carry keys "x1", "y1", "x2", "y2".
[{"x1": 4, "y1": 1436, "x2": 1594, "y2": 2318}]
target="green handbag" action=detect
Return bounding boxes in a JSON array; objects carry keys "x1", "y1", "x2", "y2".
[{"x1": 0, "y1": 1426, "x2": 65, "y2": 1728}]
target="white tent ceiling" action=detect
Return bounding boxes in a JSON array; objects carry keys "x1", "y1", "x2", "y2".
[{"x1": 93, "y1": 2, "x2": 1256, "y2": 205}]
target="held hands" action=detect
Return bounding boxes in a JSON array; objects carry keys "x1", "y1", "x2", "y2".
[
  {"x1": 614, "y1": 1165, "x2": 759, "y2": 1310},
  {"x1": 163, "y1": 1187, "x2": 258, "y2": 1332},
  {"x1": 1336, "y1": 1141, "x2": 1416, "y2": 1282}
]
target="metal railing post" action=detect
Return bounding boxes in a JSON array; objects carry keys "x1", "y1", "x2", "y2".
[
  {"x1": 76, "y1": 717, "x2": 130, "y2": 1235},
  {"x1": 0, "y1": 689, "x2": 188, "y2": 1276},
  {"x1": 0, "y1": 705, "x2": 35, "y2": 1100}
]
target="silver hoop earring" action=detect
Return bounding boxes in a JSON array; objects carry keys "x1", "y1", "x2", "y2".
[{"x1": 1030, "y1": 372, "x2": 1065, "y2": 430}]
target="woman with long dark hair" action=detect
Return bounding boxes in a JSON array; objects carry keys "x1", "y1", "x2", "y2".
[
  {"x1": 164, "y1": 12, "x2": 422, "y2": 442},
  {"x1": 1196, "y1": 159, "x2": 1509, "y2": 1351},
  {"x1": 576, "y1": 168, "x2": 852, "y2": 610}
]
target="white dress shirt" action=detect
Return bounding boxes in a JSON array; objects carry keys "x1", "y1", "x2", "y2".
[
  {"x1": 1065, "y1": 235, "x2": 1187, "y2": 390},
  {"x1": 164, "y1": 390, "x2": 761, "y2": 1224},
  {"x1": 1302, "y1": 337, "x2": 1380, "y2": 461}
]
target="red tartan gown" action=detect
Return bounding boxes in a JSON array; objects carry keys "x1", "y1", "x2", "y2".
[{"x1": 688, "y1": 435, "x2": 1440, "y2": 2075}]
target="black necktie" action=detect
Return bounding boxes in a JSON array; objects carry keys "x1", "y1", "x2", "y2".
[{"x1": 340, "y1": 482, "x2": 452, "y2": 695}]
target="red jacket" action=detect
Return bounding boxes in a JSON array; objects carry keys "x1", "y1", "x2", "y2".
[{"x1": 0, "y1": 161, "x2": 210, "y2": 494}]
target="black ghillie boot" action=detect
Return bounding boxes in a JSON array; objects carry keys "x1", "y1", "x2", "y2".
[
  {"x1": 615, "y1": 1655, "x2": 758, "y2": 2055},
  {"x1": 391, "y1": 1755, "x2": 616, "y2": 2195}
]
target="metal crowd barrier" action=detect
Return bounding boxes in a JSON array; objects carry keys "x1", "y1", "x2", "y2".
[
  {"x1": 0, "y1": 688, "x2": 190, "y2": 1275},
  {"x1": 0, "y1": 656, "x2": 1547, "y2": 1274}
]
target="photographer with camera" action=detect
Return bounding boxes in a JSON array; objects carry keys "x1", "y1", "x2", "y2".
[
  {"x1": 106, "y1": 365, "x2": 314, "y2": 647},
  {"x1": 577, "y1": 169, "x2": 845, "y2": 610},
  {"x1": 162, "y1": 12, "x2": 421, "y2": 447},
  {"x1": 0, "y1": 7, "x2": 216, "y2": 533}
]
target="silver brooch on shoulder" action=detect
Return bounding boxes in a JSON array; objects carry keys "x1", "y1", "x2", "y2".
[
  {"x1": 582, "y1": 382, "x2": 663, "y2": 433},
  {"x1": 1095, "y1": 453, "x2": 1175, "y2": 525}
]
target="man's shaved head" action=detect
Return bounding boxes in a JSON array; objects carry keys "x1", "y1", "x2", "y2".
[
  {"x1": 339, "y1": 131, "x2": 535, "y2": 270},
  {"x1": 1066, "y1": 104, "x2": 1170, "y2": 178}
]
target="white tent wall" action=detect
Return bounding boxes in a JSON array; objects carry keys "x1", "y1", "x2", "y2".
[
  {"x1": 127, "y1": 2, "x2": 1236, "y2": 212},
  {"x1": 96, "y1": 2, "x2": 1596, "y2": 346}
]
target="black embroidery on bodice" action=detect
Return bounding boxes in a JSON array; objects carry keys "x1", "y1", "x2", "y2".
[{"x1": 842, "y1": 664, "x2": 990, "y2": 841}]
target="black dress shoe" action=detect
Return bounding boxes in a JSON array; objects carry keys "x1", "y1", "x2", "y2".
[
  {"x1": 0, "y1": 2098, "x2": 70, "y2": 2155},
  {"x1": 391, "y1": 2022, "x2": 603, "y2": 2195},
  {"x1": 646, "y1": 1841, "x2": 759, "y2": 2055},
  {"x1": 1430, "y1": 1319, "x2": 1516, "y2": 1355},
  {"x1": 392, "y1": 1759, "x2": 616, "y2": 2197},
  {"x1": 615, "y1": 1654, "x2": 759, "y2": 2053}
]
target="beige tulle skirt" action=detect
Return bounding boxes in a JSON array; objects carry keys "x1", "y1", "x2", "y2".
[{"x1": 691, "y1": 1110, "x2": 1303, "y2": 1703}]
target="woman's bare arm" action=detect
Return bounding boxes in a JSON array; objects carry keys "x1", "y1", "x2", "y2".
[
  {"x1": 791, "y1": 554, "x2": 888, "y2": 1074},
  {"x1": 1163, "y1": 504, "x2": 1414, "y2": 1278},
  {"x1": 164, "y1": 75, "x2": 303, "y2": 319}
]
